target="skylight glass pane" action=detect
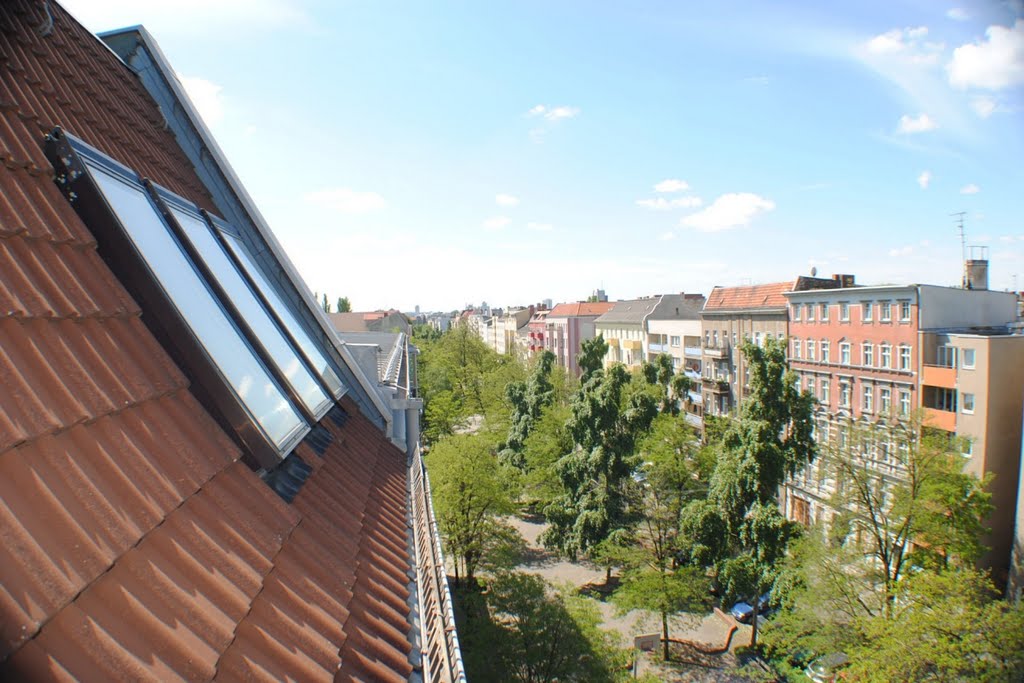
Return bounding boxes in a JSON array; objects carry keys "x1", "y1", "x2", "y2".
[
  {"x1": 168, "y1": 204, "x2": 331, "y2": 417},
  {"x1": 220, "y1": 232, "x2": 345, "y2": 396},
  {"x1": 86, "y1": 161, "x2": 304, "y2": 450}
]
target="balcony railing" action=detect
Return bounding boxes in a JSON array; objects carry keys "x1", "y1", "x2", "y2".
[
  {"x1": 703, "y1": 344, "x2": 729, "y2": 358},
  {"x1": 411, "y1": 447, "x2": 467, "y2": 683},
  {"x1": 684, "y1": 345, "x2": 702, "y2": 357},
  {"x1": 922, "y1": 364, "x2": 956, "y2": 389},
  {"x1": 922, "y1": 407, "x2": 956, "y2": 432},
  {"x1": 648, "y1": 342, "x2": 669, "y2": 353}
]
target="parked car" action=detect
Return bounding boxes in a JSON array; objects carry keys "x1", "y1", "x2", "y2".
[
  {"x1": 729, "y1": 591, "x2": 772, "y2": 623},
  {"x1": 805, "y1": 652, "x2": 849, "y2": 683}
]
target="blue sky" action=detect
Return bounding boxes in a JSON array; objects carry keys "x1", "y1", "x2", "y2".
[{"x1": 65, "y1": 1, "x2": 1023, "y2": 312}]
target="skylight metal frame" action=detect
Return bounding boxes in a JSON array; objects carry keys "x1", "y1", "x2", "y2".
[
  {"x1": 150, "y1": 186, "x2": 334, "y2": 424},
  {"x1": 46, "y1": 128, "x2": 309, "y2": 470}
]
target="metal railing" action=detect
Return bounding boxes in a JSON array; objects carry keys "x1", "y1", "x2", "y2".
[{"x1": 410, "y1": 447, "x2": 467, "y2": 683}]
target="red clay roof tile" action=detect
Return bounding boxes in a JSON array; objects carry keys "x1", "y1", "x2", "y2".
[
  {"x1": 703, "y1": 281, "x2": 796, "y2": 311},
  {"x1": 1, "y1": 1, "x2": 417, "y2": 679}
]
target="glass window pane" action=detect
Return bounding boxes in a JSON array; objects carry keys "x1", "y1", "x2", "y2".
[
  {"x1": 220, "y1": 231, "x2": 345, "y2": 396},
  {"x1": 169, "y1": 203, "x2": 331, "y2": 416},
  {"x1": 87, "y1": 161, "x2": 304, "y2": 450}
]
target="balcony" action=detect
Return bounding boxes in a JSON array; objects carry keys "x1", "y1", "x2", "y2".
[
  {"x1": 708, "y1": 379, "x2": 730, "y2": 394},
  {"x1": 684, "y1": 345, "x2": 702, "y2": 357},
  {"x1": 684, "y1": 369, "x2": 701, "y2": 381},
  {"x1": 923, "y1": 407, "x2": 956, "y2": 432},
  {"x1": 703, "y1": 345, "x2": 729, "y2": 359},
  {"x1": 648, "y1": 342, "x2": 669, "y2": 353},
  {"x1": 922, "y1": 364, "x2": 956, "y2": 389}
]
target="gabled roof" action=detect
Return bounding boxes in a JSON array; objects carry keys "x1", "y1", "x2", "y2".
[
  {"x1": 548, "y1": 301, "x2": 615, "y2": 317},
  {"x1": 704, "y1": 282, "x2": 795, "y2": 311},
  {"x1": 0, "y1": 2, "x2": 415, "y2": 679},
  {"x1": 596, "y1": 294, "x2": 702, "y2": 324},
  {"x1": 705, "y1": 276, "x2": 842, "y2": 312}
]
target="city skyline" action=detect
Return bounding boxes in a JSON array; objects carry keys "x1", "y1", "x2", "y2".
[{"x1": 64, "y1": 1, "x2": 1024, "y2": 311}]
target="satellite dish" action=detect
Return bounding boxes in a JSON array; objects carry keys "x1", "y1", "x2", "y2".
[{"x1": 811, "y1": 266, "x2": 818, "y2": 276}]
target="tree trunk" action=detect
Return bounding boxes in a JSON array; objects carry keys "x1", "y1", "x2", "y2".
[
  {"x1": 750, "y1": 599, "x2": 759, "y2": 649},
  {"x1": 606, "y1": 565, "x2": 612, "y2": 585},
  {"x1": 662, "y1": 611, "x2": 670, "y2": 661}
]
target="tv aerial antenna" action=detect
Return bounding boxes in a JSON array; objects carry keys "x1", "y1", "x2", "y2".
[{"x1": 951, "y1": 211, "x2": 967, "y2": 263}]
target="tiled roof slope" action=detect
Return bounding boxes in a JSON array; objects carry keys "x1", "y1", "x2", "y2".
[
  {"x1": 704, "y1": 281, "x2": 795, "y2": 311},
  {"x1": 704, "y1": 276, "x2": 842, "y2": 312},
  {"x1": 1, "y1": 2, "x2": 413, "y2": 681},
  {"x1": 548, "y1": 302, "x2": 614, "y2": 317}
]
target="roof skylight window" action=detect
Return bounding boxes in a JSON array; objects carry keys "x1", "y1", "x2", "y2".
[
  {"x1": 157, "y1": 190, "x2": 333, "y2": 420},
  {"x1": 47, "y1": 130, "x2": 308, "y2": 464},
  {"x1": 218, "y1": 229, "x2": 345, "y2": 397}
]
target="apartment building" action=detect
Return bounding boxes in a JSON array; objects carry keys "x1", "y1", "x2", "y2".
[
  {"x1": 701, "y1": 276, "x2": 842, "y2": 416},
  {"x1": 596, "y1": 294, "x2": 704, "y2": 370},
  {"x1": 545, "y1": 302, "x2": 615, "y2": 375},
  {"x1": 783, "y1": 281, "x2": 1022, "y2": 581},
  {"x1": 527, "y1": 308, "x2": 550, "y2": 355}
]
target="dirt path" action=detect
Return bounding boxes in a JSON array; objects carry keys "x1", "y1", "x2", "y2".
[{"x1": 505, "y1": 514, "x2": 735, "y2": 651}]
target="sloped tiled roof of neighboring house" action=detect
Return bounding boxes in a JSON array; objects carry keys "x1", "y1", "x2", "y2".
[
  {"x1": 704, "y1": 276, "x2": 841, "y2": 312},
  {"x1": 596, "y1": 294, "x2": 702, "y2": 324},
  {"x1": 331, "y1": 312, "x2": 372, "y2": 332},
  {"x1": 548, "y1": 302, "x2": 615, "y2": 317},
  {"x1": 0, "y1": 2, "x2": 417, "y2": 680}
]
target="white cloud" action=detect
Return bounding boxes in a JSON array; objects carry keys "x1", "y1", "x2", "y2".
[
  {"x1": 495, "y1": 193, "x2": 520, "y2": 207},
  {"x1": 178, "y1": 74, "x2": 225, "y2": 126},
  {"x1": 946, "y1": 8, "x2": 969, "y2": 21},
  {"x1": 654, "y1": 179, "x2": 690, "y2": 193},
  {"x1": 889, "y1": 245, "x2": 915, "y2": 257},
  {"x1": 527, "y1": 104, "x2": 581, "y2": 121},
  {"x1": 658, "y1": 232, "x2": 676, "y2": 241},
  {"x1": 483, "y1": 216, "x2": 511, "y2": 230},
  {"x1": 970, "y1": 95, "x2": 998, "y2": 117},
  {"x1": 960, "y1": 183, "x2": 980, "y2": 194},
  {"x1": 898, "y1": 112, "x2": 938, "y2": 133},
  {"x1": 918, "y1": 170, "x2": 932, "y2": 189},
  {"x1": 680, "y1": 193, "x2": 775, "y2": 232},
  {"x1": 866, "y1": 26, "x2": 943, "y2": 64},
  {"x1": 636, "y1": 196, "x2": 703, "y2": 210},
  {"x1": 545, "y1": 106, "x2": 581, "y2": 121},
  {"x1": 304, "y1": 187, "x2": 386, "y2": 213},
  {"x1": 526, "y1": 222, "x2": 553, "y2": 232},
  {"x1": 948, "y1": 20, "x2": 1024, "y2": 90}
]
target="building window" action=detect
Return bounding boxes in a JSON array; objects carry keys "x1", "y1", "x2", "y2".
[
  {"x1": 732, "y1": 332, "x2": 738, "y2": 346},
  {"x1": 962, "y1": 392, "x2": 975, "y2": 413},
  {"x1": 793, "y1": 339, "x2": 802, "y2": 359},
  {"x1": 962, "y1": 439, "x2": 973, "y2": 457},
  {"x1": 863, "y1": 342, "x2": 874, "y2": 367},
  {"x1": 807, "y1": 339, "x2": 816, "y2": 361},
  {"x1": 839, "y1": 303, "x2": 849, "y2": 321},
  {"x1": 806, "y1": 303, "x2": 815, "y2": 321},
  {"x1": 899, "y1": 345, "x2": 911, "y2": 371},
  {"x1": 863, "y1": 385, "x2": 873, "y2": 413},
  {"x1": 880, "y1": 343, "x2": 892, "y2": 369},
  {"x1": 962, "y1": 348, "x2": 976, "y2": 369},
  {"x1": 863, "y1": 301, "x2": 873, "y2": 322},
  {"x1": 899, "y1": 301, "x2": 912, "y2": 321},
  {"x1": 934, "y1": 387, "x2": 958, "y2": 412},
  {"x1": 805, "y1": 377, "x2": 815, "y2": 395},
  {"x1": 840, "y1": 342, "x2": 851, "y2": 365},
  {"x1": 840, "y1": 380, "x2": 851, "y2": 408},
  {"x1": 821, "y1": 340, "x2": 830, "y2": 363},
  {"x1": 937, "y1": 345, "x2": 957, "y2": 368},
  {"x1": 820, "y1": 303, "x2": 829, "y2": 321},
  {"x1": 792, "y1": 304, "x2": 801, "y2": 321},
  {"x1": 899, "y1": 390, "x2": 911, "y2": 416},
  {"x1": 670, "y1": 335, "x2": 681, "y2": 346},
  {"x1": 712, "y1": 331, "x2": 718, "y2": 347},
  {"x1": 880, "y1": 302, "x2": 892, "y2": 322},
  {"x1": 755, "y1": 331, "x2": 762, "y2": 347},
  {"x1": 820, "y1": 380, "x2": 830, "y2": 405},
  {"x1": 880, "y1": 388, "x2": 891, "y2": 413},
  {"x1": 794, "y1": 376, "x2": 801, "y2": 392}
]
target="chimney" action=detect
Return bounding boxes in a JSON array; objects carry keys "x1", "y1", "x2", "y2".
[
  {"x1": 964, "y1": 246, "x2": 989, "y2": 290},
  {"x1": 831, "y1": 274, "x2": 855, "y2": 288}
]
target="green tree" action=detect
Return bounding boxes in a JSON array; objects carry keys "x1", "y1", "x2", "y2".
[
  {"x1": 641, "y1": 354, "x2": 691, "y2": 416},
  {"x1": 427, "y1": 433, "x2": 514, "y2": 586},
  {"x1": 484, "y1": 572, "x2": 628, "y2": 682},
  {"x1": 677, "y1": 337, "x2": 816, "y2": 648},
  {"x1": 542, "y1": 363, "x2": 658, "y2": 567},
  {"x1": 502, "y1": 351, "x2": 557, "y2": 469},
  {"x1": 609, "y1": 417, "x2": 711, "y2": 660},
  {"x1": 577, "y1": 334, "x2": 608, "y2": 383},
  {"x1": 336, "y1": 296, "x2": 351, "y2": 312}
]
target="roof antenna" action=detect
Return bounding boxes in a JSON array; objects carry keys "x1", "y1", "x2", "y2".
[{"x1": 951, "y1": 211, "x2": 967, "y2": 287}]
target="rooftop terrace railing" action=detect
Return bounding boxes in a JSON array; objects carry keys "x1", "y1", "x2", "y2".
[{"x1": 410, "y1": 446, "x2": 467, "y2": 683}]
